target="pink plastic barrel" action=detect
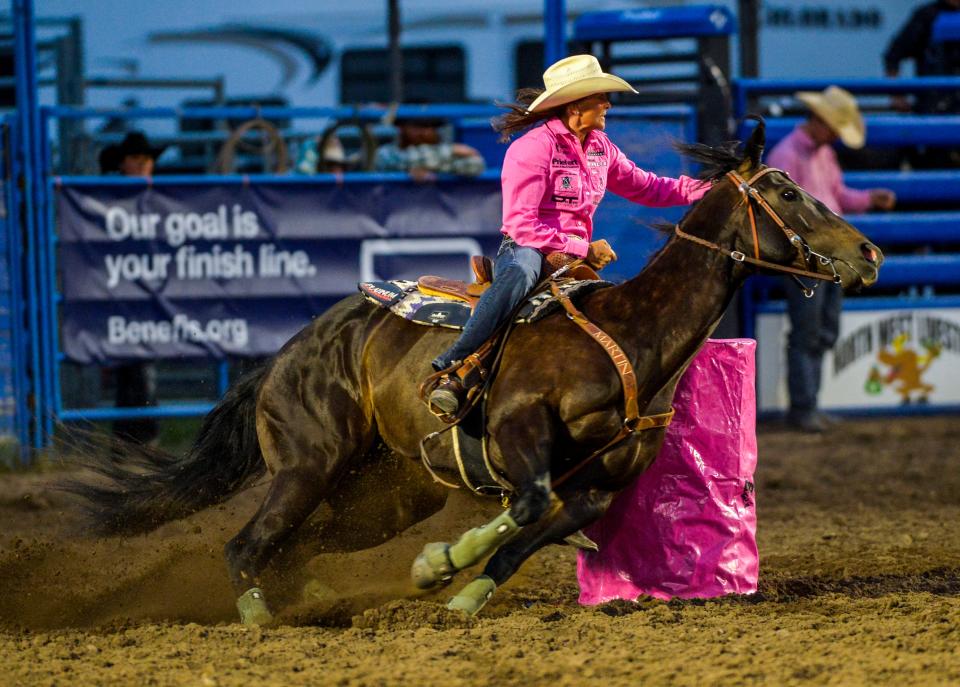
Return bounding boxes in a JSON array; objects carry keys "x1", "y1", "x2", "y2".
[{"x1": 577, "y1": 338, "x2": 758, "y2": 603}]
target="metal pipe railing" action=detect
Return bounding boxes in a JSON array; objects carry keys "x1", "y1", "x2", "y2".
[{"x1": 733, "y1": 77, "x2": 960, "y2": 117}]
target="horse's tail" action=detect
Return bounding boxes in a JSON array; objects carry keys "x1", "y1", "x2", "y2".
[{"x1": 64, "y1": 364, "x2": 270, "y2": 535}]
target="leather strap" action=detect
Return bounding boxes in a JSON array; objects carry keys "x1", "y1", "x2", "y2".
[
  {"x1": 552, "y1": 408, "x2": 674, "y2": 489},
  {"x1": 551, "y1": 281, "x2": 640, "y2": 422},
  {"x1": 549, "y1": 280, "x2": 675, "y2": 488},
  {"x1": 674, "y1": 224, "x2": 839, "y2": 283},
  {"x1": 673, "y1": 168, "x2": 841, "y2": 285}
]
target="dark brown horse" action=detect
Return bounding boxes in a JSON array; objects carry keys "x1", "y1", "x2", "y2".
[{"x1": 72, "y1": 121, "x2": 882, "y2": 623}]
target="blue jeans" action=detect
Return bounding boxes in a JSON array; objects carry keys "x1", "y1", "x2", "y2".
[
  {"x1": 433, "y1": 238, "x2": 542, "y2": 370},
  {"x1": 785, "y1": 279, "x2": 842, "y2": 415}
]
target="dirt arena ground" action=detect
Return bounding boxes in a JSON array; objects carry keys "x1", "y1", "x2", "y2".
[{"x1": 0, "y1": 415, "x2": 958, "y2": 686}]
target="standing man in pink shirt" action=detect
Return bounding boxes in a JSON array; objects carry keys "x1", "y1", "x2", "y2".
[
  {"x1": 428, "y1": 54, "x2": 708, "y2": 417},
  {"x1": 767, "y1": 86, "x2": 896, "y2": 433}
]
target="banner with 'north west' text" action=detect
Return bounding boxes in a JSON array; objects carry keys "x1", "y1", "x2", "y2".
[{"x1": 56, "y1": 179, "x2": 503, "y2": 363}]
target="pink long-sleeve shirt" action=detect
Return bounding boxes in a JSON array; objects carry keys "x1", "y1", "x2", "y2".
[
  {"x1": 500, "y1": 118, "x2": 708, "y2": 257},
  {"x1": 766, "y1": 125, "x2": 872, "y2": 215}
]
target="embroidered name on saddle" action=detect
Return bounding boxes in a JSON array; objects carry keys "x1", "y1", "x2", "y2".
[{"x1": 357, "y1": 278, "x2": 611, "y2": 329}]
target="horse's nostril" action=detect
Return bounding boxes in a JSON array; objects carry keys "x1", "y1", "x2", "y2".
[{"x1": 861, "y1": 243, "x2": 880, "y2": 264}]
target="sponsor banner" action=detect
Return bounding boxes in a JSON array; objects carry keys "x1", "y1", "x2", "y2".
[
  {"x1": 758, "y1": 307, "x2": 960, "y2": 411},
  {"x1": 56, "y1": 180, "x2": 503, "y2": 363}
]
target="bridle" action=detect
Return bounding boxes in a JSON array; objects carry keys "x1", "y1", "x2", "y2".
[{"x1": 674, "y1": 167, "x2": 842, "y2": 297}]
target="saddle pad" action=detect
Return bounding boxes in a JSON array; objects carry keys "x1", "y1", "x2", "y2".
[
  {"x1": 360, "y1": 280, "x2": 471, "y2": 329},
  {"x1": 358, "y1": 278, "x2": 611, "y2": 330},
  {"x1": 515, "y1": 279, "x2": 611, "y2": 323}
]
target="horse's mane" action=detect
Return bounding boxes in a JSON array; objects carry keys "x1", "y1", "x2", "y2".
[
  {"x1": 645, "y1": 137, "x2": 748, "y2": 237},
  {"x1": 674, "y1": 139, "x2": 745, "y2": 182}
]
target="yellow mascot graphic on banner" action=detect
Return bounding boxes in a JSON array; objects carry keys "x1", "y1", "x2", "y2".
[{"x1": 866, "y1": 333, "x2": 942, "y2": 404}]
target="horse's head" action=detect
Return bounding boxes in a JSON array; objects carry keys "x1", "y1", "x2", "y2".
[{"x1": 679, "y1": 117, "x2": 883, "y2": 291}]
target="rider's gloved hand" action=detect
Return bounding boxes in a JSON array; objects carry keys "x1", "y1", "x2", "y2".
[
  {"x1": 586, "y1": 240, "x2": 618, "y2": 270},
  {"x1": 544, "y1": 251, "x2": 579, "y2": 273}
]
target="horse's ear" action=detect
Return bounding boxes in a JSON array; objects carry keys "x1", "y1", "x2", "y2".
[{"x1": 741, "y1": 115, "x2": 766, "y2": 170}]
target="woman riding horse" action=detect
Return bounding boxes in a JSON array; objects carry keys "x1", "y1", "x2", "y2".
[
  {"x1": 428, "y1": 54, "x2": 709, "y2": 416},
  {"x1": 70, "y1": 116, "x2": 883, "y2": 625}
]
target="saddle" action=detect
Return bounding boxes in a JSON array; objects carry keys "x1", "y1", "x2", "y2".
[
  {"x1": 417, "y1": 254, "x2": 601, "y2": 309},
  {"x1": 415, "y1": 253, "x2": 604, "y2": 423}
]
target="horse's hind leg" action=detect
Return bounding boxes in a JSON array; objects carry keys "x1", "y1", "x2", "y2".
[
  {"x1": 228, "y1": 465, "x2": 333, "y2": 624},
  {"x1": 227, "y1": 371, "x2": 374, "y2": 624}
]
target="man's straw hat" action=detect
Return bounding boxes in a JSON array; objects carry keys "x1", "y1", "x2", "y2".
[
  {"x1": 526, "y1": 54, "x2": 638, "y2": 113},
  {"x1": 795, "y1": 86, "x2": 866, "y2": 149}
]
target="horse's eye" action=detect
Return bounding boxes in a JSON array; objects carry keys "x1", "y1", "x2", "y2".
[{"x1": 781, "y1": 189, "x2": 799, "y2": 201}]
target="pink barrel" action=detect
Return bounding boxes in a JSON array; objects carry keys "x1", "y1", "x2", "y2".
[{"x1": 577, "y1": 338, "x2": 758, "y2": 603}]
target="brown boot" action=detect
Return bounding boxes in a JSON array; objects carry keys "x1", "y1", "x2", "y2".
[{"x1": 428, "y1": 375, "x2": 464, "y2": 416}]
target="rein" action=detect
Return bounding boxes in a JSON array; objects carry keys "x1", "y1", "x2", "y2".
[{"x1": 674, "y1": 167, "x2": 843, "y2": 297}]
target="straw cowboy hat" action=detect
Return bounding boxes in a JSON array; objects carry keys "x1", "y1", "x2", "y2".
[
  {"x1": 526, "y1": 54, "x2": 638, "y2": 113},
  {"x1": 795, "y1": 86, "x2": 866, "y2": 149}
]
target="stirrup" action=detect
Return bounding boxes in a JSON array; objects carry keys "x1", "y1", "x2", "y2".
[
  {"x1": 428, "y1": 377, "x2": 463, "y2": 417},
  {"x1": 420, "y1": 369, "x2": 463, "y2": 423}
]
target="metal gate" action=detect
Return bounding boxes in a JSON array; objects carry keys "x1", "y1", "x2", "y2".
[{"x1": 0, "y1": 115, "x2": 32, "y2": 461}]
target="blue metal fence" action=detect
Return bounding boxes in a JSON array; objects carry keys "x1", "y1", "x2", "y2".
[
  {"x1": 0, "y1": 115, "x2": 29, "y2": 458},
  {"x1": 12, "y1": 0, "x2": 47, "y2": 453}
]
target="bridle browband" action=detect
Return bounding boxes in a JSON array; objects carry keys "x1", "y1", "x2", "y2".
[{"x1": 674, "y1": 167, "x2": 843, "y2": 297}]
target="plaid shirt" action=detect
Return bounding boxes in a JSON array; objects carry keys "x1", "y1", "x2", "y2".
[{"x1": 374, "y1": 143, "x2": 485, "y2": 176}]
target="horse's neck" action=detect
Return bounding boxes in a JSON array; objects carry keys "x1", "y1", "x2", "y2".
[{"x1": 593, "y1": 228, "x2": 743, "y2": 384}]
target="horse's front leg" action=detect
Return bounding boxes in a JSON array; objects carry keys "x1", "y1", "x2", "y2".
[
  {"x1": 409, "y1": 472, "x2": 551, "y2": 589},
  {"x1": 446, "y1": 486, "x2": 615, "y2": 614},
  {"x1": 411, "y1": 406, "x2": 554, "y2": 590},
  {"x1": 444, "y1": 432, "x2": 664, "y2": 615}
]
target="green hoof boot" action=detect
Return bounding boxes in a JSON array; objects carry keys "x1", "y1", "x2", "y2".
[
  {"x1": 411, "y1": 542, "x2": 456, "y2": 590},
  {"x1": 447, "y1": 575, "x2": 496, "y2": 616},
  {"x1": 236, "y1": 587, "x2": 273, "y2": 626}
]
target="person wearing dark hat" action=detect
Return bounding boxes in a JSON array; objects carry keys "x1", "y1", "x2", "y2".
[
  {"x1": 99, "y1": 131, "x2": 164, "y2": 177},
  {"x1": 374, "y1": 111, "x2": 485, "y2": 181},
  {"x1": 99, "y1": 130, "x2": 163, "y2": 445}
]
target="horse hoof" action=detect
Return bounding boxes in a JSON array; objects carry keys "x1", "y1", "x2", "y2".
[
  {"x1": 411, "y1": 542, "x2": 455, "y2": 590},
  {"x1": 447, "y1": 575, "x2": 496, "y2": 616},
  {"x1": 236, "y1": 587, "x2": 273, "y2": 626}
]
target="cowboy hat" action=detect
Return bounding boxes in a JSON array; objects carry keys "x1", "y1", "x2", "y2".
[
  {"x1": 98, "y1": 131, "x2": 165, "y2": 173},
  {"x1": 795, "y1": 86, "x2": 866, "y2": 149},
  {"x1": 526, "y1": 54, "x2": 638, "y2": 113}
]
